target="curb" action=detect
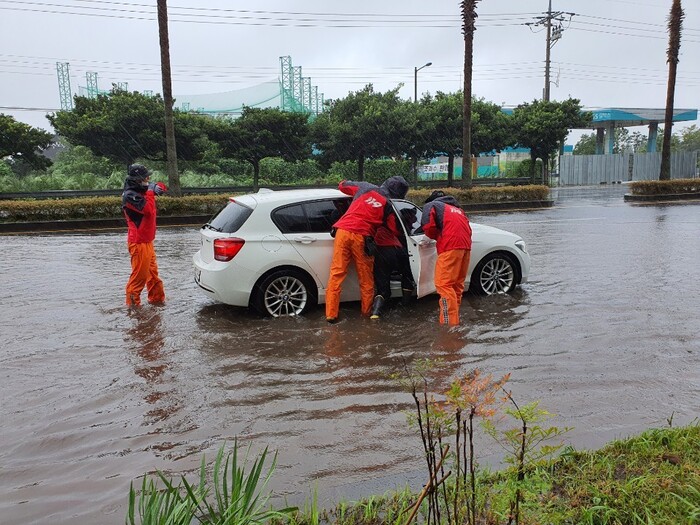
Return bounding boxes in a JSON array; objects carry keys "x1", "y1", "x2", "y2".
[
  {"x1": 623, "y1": 193, "x2": 700, "y2": 203},
  {"x1": 461, "y1": 200, "x2": 554, "y2": 213}
]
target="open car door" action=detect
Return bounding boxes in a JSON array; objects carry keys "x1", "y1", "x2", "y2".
[{"x1": 390, "y1": 200, "x2": 436, "y2": 298}]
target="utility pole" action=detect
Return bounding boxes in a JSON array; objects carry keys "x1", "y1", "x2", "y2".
[
  {"x1": 528, "y1": 1, "x2": 572, "y2": 101},
  {"x1": 157, "y1": 0, "x2": 181, "y2": 196},
  {"x1": 544, "y1": 0, "x2": 552, "y2": 101},
  {"x1": 527, "y1": 1, "x2": 573, "y2": 185}
]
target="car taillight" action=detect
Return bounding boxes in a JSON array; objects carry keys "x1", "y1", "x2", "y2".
[{"x1": 214, "y1": 238, "x2": 245, "y2": 262}]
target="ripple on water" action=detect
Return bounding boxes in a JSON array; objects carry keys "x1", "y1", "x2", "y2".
[{"x1": 1, "y1": 201, "x2": 699, "y2": 523}]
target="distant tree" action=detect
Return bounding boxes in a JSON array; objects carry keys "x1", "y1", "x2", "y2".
[
  {"x1": 227, "y1": 107, "x2": 310, "y2": 191},
  {"x1": 425, "y1": 91, "x2": 462, "y2": 186},
  {"x1": 48, "y1": 90, "x2": 217, "y2": 169},
  {"x1": 0, "y1": 113, "x2": 54, "y2": 170},
  {"x1": 660, "y1": 0, "x2": 684, "y2": 180},
  {"x1": 626, "y1": 130, "x2": 649, "y2": 153},
  {"x1": 310, "y1": 85, "x2": 405, "y2": 181},
  {"x1": 49, "y1": 91, "x2": 166, "y2": 167},
  {"x1": 573, "y1": 133, "x2": 596, "y2": 155},
  {"x1": 471, "y1": 97, "x2": 514, "y2": 155},
  {"x1": 679, "y1": 125, "x2": 700, "y2": 151},
  {"x1": 421, "y1": 93, "x2": 513, "y2": 185},
  {"x1": 395, "y1": 98, "x2": 433, "y2": 186},
  {"x1": 513, "y1": 98, "x2": 591, "y2": 184},
  {"x1": 575, "y1": 128, "x2": 679, "y2": 155},
  {"x1": 461, "y1": 0, "x2": 481, "y2": 188},
  {"x1": 48, "y1": 144, "x2": 119, "y2": 179}
]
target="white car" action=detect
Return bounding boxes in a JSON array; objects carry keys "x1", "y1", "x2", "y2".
[{"x1": 193, "y1": 188, "x2": 530, "y2": 317}]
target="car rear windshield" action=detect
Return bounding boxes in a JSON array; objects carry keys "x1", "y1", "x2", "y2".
[{"x1": 206, "y1": 200, "x2": 253, "y2": 233}]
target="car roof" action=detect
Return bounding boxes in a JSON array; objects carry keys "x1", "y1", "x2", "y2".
[{"x1": 231, "y1": 188, "x2": 346, "y2": 207}]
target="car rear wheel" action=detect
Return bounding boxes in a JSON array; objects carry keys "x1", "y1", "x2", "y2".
[
  {"x1": 470, "y1": 253, "x2": 518, "y2": 295},
  {"x1": 252, "y1": 269, "x2": 316, "y2": 317}
]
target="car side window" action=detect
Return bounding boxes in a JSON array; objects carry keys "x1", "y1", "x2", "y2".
[
  {"x1": 305, "y1": 198, "x2": 350, "y2": 233},
  {"x1": 272, "y1": 204, "x2": 308, "y2": 233},
  {"x1": 392, "y1": 200, "x2": 423, "y2": 236}
]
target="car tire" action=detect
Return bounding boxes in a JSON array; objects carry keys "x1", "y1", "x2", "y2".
[
  {"x1": 469, "y1": 252, "x2": 519, "y2": 295},
  {"x1": 252, "y1": 269, "x2": 316, "y2": 317}
]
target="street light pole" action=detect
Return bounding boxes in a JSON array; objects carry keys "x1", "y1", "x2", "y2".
[{"x1": 414, "y1": 62, "x2": 432, "y2": 102}]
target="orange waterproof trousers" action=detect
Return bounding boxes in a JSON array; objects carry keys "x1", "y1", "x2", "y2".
[
  {"x1": 126, "y1": 242, "x2": 165, "y2": 306},
  {"x1": 434, "y1": 249, "x2": 471, "y2": 326},
  {"x1": 325, "y1": 229, "x2": 375, "y2": 319}
]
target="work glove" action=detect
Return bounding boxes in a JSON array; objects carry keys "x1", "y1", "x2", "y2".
[{"x1": 148, "y1": 182, "x2": 168, "y2": 195}]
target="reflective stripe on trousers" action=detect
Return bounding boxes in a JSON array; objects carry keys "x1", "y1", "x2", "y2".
[
  {"x1": 126, "y1": 241, "x2": 165, "y2": 306},
  {"x1": 434, "y1": 249, "x2": 470, "y2": 326},
  {"x1": 325, "y1": 229, "x2": 375, "y2": 319}
]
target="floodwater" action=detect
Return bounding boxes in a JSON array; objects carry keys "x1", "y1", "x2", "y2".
[{"x1": 1, "y1": 186, "x2": 698, "y2": 524}]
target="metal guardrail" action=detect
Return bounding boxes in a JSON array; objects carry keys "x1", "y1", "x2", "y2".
[{"x1": 0, "y1": 178, "x2": 534, "y2": 200}]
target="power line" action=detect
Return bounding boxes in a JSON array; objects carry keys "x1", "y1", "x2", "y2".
[{"x1": 1, "y1": 0, "x2": 541, "y2": 19}]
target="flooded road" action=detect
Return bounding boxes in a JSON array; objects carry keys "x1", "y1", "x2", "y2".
[{"x1": 1, "y1": 185, "x2": 698, "y2": 524}]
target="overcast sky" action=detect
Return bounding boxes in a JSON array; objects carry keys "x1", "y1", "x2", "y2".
[{"x1": 1, "y1": 0, "x2": 698, "y2": 143}]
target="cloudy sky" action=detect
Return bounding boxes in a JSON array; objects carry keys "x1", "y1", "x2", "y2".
[{"x1": 1, "y1": 0, "x2": 698, "y2": 142}]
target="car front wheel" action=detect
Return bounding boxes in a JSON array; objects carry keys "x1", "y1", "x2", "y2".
[
  {"x1": 470, "y1": 253, "x2": 518, "y2": 295},
  {"x1": 252, "y1": 269, "x2": 316, "y2": 317}
]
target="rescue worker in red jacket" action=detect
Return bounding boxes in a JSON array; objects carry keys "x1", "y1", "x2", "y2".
[
  {"x1": 421, "y1": 190, "x2": 472, "y2": 326},
  {"x1": 369, "y1": 207, "x2": 416, "y2": 319},
  {"x1": 326, "y1": 176, "x2": 409, "y2": 323},
  {"x1": 122, "y1": 164, "x2": 168, "y2": 307}
]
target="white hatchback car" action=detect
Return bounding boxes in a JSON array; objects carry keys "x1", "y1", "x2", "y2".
[{"x1": 193, "y1": 188, "x2": 530, "y2": 317}]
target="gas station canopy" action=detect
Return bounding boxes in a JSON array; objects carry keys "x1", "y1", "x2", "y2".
[{"x1": 587, "y1": 107, "x2": 698, "y2": 154}]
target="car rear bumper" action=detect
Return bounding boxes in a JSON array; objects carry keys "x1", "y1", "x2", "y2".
[{"x1": 193, "y1": 251, "x2": 254, "y2": 307}]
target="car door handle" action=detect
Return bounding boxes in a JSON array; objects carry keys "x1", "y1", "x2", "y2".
[{"x1": 293, "y1": 236, "x2": 316, "y2": 244}]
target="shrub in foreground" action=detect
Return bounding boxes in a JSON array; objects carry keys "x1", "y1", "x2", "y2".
[{"x1": 128, "y1": 440, "x2": 295, "y2": 525}]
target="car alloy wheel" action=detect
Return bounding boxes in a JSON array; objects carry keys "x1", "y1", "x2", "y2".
[
  {"x1": 256, "y1": 271, "x2": 313, "y2": 317},
  {"x1": 477, "y1": 254, "x2": 516, "y2": 295}
]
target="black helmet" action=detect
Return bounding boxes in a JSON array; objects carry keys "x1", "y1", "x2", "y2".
[
  {"x1": 128, "y1": 164, "x2": 151, "y2": 180},
  {"x1": 424, "y1": 190, "x2": 446, "y2": 204}
]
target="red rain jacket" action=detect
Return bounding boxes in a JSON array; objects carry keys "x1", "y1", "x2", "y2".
[
  {"x1": 421, "y1": 196, "x2": 472, "y2": 254},
  {"x1": 374, "y1": 214, "x2": 403, "y2": 247},
  {"x1": 333, "y1": 180, "x2": 392, "y2": 237},
  {"x1": 122, "y1": 177, "x2": 157, "y2": 243}
]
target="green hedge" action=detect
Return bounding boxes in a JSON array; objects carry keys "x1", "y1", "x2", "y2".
[
  {"x1": 0, "y1": 186, "x2": 550, "y2": 223},
  {"x1": 628, "y1": 178, "x2": 700, "y2": 195},
  {"x1": 0, "y1": 195, "x2": 230, "y2": 222},
  {"x1": 406, "y1": 185, "x2": 550, "y2": 205}
]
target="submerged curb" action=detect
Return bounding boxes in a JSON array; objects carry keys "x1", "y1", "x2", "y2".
[
  {"x1": 0, "y1": 201, "x2": 553, "y2": 234},
  {"x1": 0, "y1": 215, "x2": 212, "y2": 234}
]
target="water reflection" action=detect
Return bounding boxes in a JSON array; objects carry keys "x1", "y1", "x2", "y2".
[{"x1": 125, "y1": 307, "x2": 180, "y2": 424}]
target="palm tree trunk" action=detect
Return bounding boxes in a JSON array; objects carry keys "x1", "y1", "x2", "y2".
[
  {"x1": 461, "y1": 0, "x2": 479, "y2": 189},
  {"x1": 157, "y1": 0, "x2": 181, "y2": 196},
  {"x1": 253, "y1": 160, "x2": 260, "y2": 192},
  {"x1": 447, "y1": 154, "x2": 454, "y2": 187},
  {"x1": 660, "y1": 0, "x2": 684, "y2": 181}
]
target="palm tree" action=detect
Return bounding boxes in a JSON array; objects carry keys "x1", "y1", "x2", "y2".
[
  {"x1": 660, "y1": 0, "x2": 684, "y2": 180},
  {"x1": 157, "y1": 0, "x2": 181, "y2": 195},
  {"x1": 461, "y1": 0, "x2": 479, "y2": 188}
]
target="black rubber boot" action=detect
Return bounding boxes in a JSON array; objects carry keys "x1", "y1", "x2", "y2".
[
  {"x1": 402, "y1": 287, "x2": 414, "y2": 306},
  {"x1": 370, "y1": 295, "x2": 385, "y2": 319}
]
